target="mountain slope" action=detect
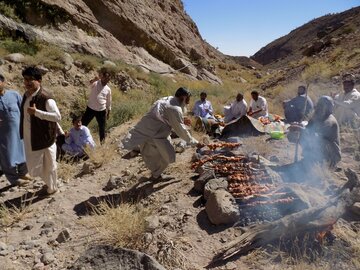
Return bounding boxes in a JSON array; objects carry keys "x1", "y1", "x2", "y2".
[
  {"x1": 252, "y1": 6, "x2": 360, "y2": 67},
  {"x1": 0, "y1": 0, "x2": 223, "y2": 83}
]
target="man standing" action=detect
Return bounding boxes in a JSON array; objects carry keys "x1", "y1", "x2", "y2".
[
  {"x1": 82, "y1": 67, "x2": 112, "y2": 143},
  {"x1": 0, "y1": 74, "x2": 29, "y2": 186},
  {"x1": 62, "y1": 116, "x2": 95, "y2": 157},
  {"x1": 224, "y1": 93, "x2": 248, "y2": 123},
  {"x1": 21, "y1": 67, "x2": 61, "y2": 195},
  {"x1": 283, "y1": 85, "x2": 314, "y2": 123},
  {"x1": 248, "y1": 91, "x2": 268, "y2": 119},
  {"x1": 332, "y1": 73, "x2": 360, "y2": 127},
  {"x1": 193, "y1": 92, "x2": 214, "y2": 119},
  {"x1": 122, "y1": 88, "x2": 198, "y2": 181}
]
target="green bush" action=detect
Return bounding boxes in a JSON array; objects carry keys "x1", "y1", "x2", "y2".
[
  {"x1": 0, "y1": 39, "x2": 39, "y2": 55},
  {"x1": 25, "y1": 44, "x2": 64, "y2": 70},
  {"x1": 0, "y1": 2, "x2": 21, "y2": 22}
]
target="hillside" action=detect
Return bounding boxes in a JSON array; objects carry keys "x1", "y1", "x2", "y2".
[
  {"x1": 252, "y1": 6, "x2": 360, "y2": 67},
  {"x1": 0, "y1": 0, "x2": 227, "y2": 83}
]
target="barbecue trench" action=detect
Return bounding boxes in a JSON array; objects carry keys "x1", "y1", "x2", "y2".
[{"x1": 192, "y1": 142, "x2": 326, "y2": 226}]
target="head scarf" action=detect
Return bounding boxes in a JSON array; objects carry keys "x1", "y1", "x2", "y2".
[{"x1": 314, "y1": 96, "x2": 334, "y2": 120}]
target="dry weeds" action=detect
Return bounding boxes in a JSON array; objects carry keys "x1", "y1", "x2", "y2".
[
  {"x1": 0, "y1": 195, "x2": 33, "y2": 228},
  {"x1": 84, "y1": 142, "x2": 117, "y2": 167},
  {"x1": 57, "y1": 158, "x2": 79, "y2": 183},
  {"x1": 83, "y1": 202, "x2": 150, "y2": 249}
]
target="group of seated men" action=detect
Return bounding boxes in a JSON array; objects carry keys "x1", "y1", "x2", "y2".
[{"x1": 193, "y1": 90, "x2": 269, "y2": 126}]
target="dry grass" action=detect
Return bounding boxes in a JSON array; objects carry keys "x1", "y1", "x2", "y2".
[
  {"x1": 83, "y1": 202, "x2": 150, "y2": 249},
  {"x1": 0, "y1": 195, "x2": 33, "y2": 228},
  {"x1": 84, "y1": 142, "x2": 117, "y2": 167},
  {"x1": 57, "y1": 159, "x2": 78, "y2": 183},
  {"x1": 155, "y1": 233, "x2": 194, "y2": 270}
]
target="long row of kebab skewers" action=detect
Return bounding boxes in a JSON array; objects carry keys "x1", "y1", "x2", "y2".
[{"x1": 192, "y1": 147, "x2": 295, "y2": 205}]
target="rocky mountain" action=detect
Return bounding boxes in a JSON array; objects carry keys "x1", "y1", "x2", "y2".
[
  {"x1": 252, "y1": 6, "x2": 360, "y2": 68},
  {"x1": 0, "y1": 0, "x2": 223, "y2": 83}
]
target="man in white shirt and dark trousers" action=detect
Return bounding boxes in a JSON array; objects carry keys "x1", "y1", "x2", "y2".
[{"x1": 82, "y1": 67, "x2": 112, "y2": 143}]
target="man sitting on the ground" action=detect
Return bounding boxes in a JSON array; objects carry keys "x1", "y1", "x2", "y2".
[
  {"x1": 283, "y1": 85, "x2": 314, "y2": 123},
  {"x1": 288, "y1": 96, "x2": 341, "y2": 168},
  {"x1": 193, "y1": 92, "x2": 214, "y2": 119},
  {"x1": 332, "y1": 73, "x2": 360, "y2": 127},
  {"x1": 247, "y1": 90, "x2": 268, "y2": 119},
  {"x1": 62, "y1": 117, "x2": 95, "y2": 157},
  {"x1": 224, "y1": 93, "x2": 248, "y2": 123}
]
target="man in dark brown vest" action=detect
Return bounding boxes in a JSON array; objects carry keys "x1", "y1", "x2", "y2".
[{"x1": 20, "y1": 67, "x2": 61, "y2": 195}]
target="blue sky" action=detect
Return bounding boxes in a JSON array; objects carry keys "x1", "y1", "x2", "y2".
[{"x1": 182, "y1": 0, "x2": 359, "y2": 56}]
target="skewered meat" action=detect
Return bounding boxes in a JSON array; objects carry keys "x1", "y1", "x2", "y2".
[{"x1": 206, "y1": 142, "x2": 241, "y2": 151}]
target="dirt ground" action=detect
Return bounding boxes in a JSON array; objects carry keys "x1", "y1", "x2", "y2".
[{"x1": 0, "y1": 121, "x2": 359, "y2": 270}]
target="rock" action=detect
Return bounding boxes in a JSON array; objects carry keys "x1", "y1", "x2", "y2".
[
  {"x1": 193, "y1": 169, "x2": 216, "y2": 193},
  {"x1": 62, "y1": 81, "x2": 70, "y2": 87},
  {"x1": 197, "y1": 68, "x2": 223, "y2": 85},
  {"x1": 103, "y1": 60, "x2": 117, "y2": 67},
  {"x1": 269, "y1": 155, "x2": 280, "y2": 162},
  {"x1": 238, "y1": 77, "x2": 247, "y2": 83},
  {"x1": 204, "y1": 178, "x2": 228, "y2": 201},
  {"x1": 0, "y1": 59, "x2": 5, "y2": 65},
  {"x1": 205, "y1": 190, "x2": 240, "y2": 226},
  {"x1": 225, "y1": 262, "x2": 237, "y2": 270},
  {"x1": 143, "y1": 233, "x2": 153, "y2": 245},
  {"x1": 37, "y1": 65, "x2": 49, "y2": 74},
  {"x1": 0, "y1": 250, "x2": 9, "y2": 256},
  {"x1": 33, "y1": 262, "x2": 45, "y2": 270},
  {"x1": 191, "y1": 153, "x2": 201, "y2": 162},
  {"x1": 70, "y1": 245, "x2": 165, "y2": 270},
  {"x1": 104, "y1": 175, "x2": 125, "y2": 191},
  {"x1": 62, "y1": 53, "x2": 73, "y2": 71},
  {"x1": 55, "y1": 228, "x2": 71, "y2": 243},
  {"x1": 41, "y1": 221, "x2": 55, "y2": 229},
  {"x1": 173, "y1": 58, "x2": 198, "y2": 77},
  {"x1": 23, "y1": 225, "x2": 34, "y2": 230},
  {"x1": 0, "y1": 242, "x2": 7, "y2": 251},
  {"x1": 4, "y1": 53, "x2": 25, "y2": 63},
  {"x1": 145, "y1": 216, "x2": 160, "y2": 232},
  {"x1": 41, "y1": 252, "x2": 55, "y2": 265},
  {"x1": 351, "y1": 202, "x2": 360, "y2": 216}
]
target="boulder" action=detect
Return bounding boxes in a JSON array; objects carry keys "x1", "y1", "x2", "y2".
[
  {"x1": 56, "y1": 228, "x2": 71, "y2": 243},
  {"x1": 350, "y1": 202, "x2": 360, "y2": 216},
  {"x1": 4, "y1": 53, "x2": 25, "y2": 63},
  {"x1": 205, "y1": 190, "x2": 240, "y2": 225},
  {"x1": 103, "y1": 60, "x2": 117, "y2": 67},
  {"x1": 104, "y1": 175, "x2": 126, "y2": 191},
  {"x1": 145, "y1": 216, "x2": 160, "y2": 232},
  {"x1": 204, "y1": 178, "x2": 228, "y2": 201},
  {"x1": 197, "y1": 68, "x2": 223, "y2": 85},
  {"x1": 193, "y1": 169, "x2": 216, "y2": 193},
  {"x1": 173, "y1": 58, "x2": 197, "y2": 77},
  {"x1": 70, "y1": 245, "x2": 166, "y2": 270},
  {"x1": 62, "y1": 53, "x2": 73, "y2": 71}
]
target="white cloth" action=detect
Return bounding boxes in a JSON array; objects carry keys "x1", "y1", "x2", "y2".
[
  {"x1": 88, "y1": 80, "x2": 112, "y2": 112},
  {"x1": 224, "y1": 99, "x2": 248, "y2": 123},
  {"x1": 122, "y1": 96, "x2": 198, "y2": 178},
  {"x1": 193, "y1": 100, "x2": 214, "y2": 119},
  {"x1": 23, "y1": 89, "x2": 61, "y2": 193},
  {"x1": 333, "y1": 89, "x2": 360, "y2": 125},
  {"x1": 249, "y1": 96, "x2": 268, "y2": 118}
]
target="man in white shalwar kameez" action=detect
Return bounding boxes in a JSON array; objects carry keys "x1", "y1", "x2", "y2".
[
  {"x1": 122, "y1": 88, "x2": 198, "y2": 181},
  {"x1": 20, "y1": 67, "x2": 61, "y2": 195},
  {"x1": 332, "y1": 73, "x2": 360, "y2": 127},
  {"x1": 224, "y1": 93, "x2": 248, "y2": 123}
]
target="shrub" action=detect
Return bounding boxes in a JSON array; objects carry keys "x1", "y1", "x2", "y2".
[
  {"x1": 25, "y1": 44, "x2": 64, "y2": 69},
  {"x1": 72, "y1": 53, "x2": 103, "y2": 71},
  {"x1": 0, "y1": 2, "x2": 21, "y2": 22},
  {"x1": 84, "y1": 202, "x2": 150, "y2": 249},
  {"x1": 0, "y1": 39, "x2": 39, "y2": 55}
]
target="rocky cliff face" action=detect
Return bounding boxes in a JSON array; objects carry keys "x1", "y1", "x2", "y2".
[
  {"x1": 0, "y1": 0, "x2": 222, "y2": 83},
  {"x1": 252, "y1": 6, "x2": 360, "y2": 67}
]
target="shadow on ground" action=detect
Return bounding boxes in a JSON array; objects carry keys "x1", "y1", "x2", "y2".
[{"x1": 74, "y1": 177, "x2": 180, "y2": 216}]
